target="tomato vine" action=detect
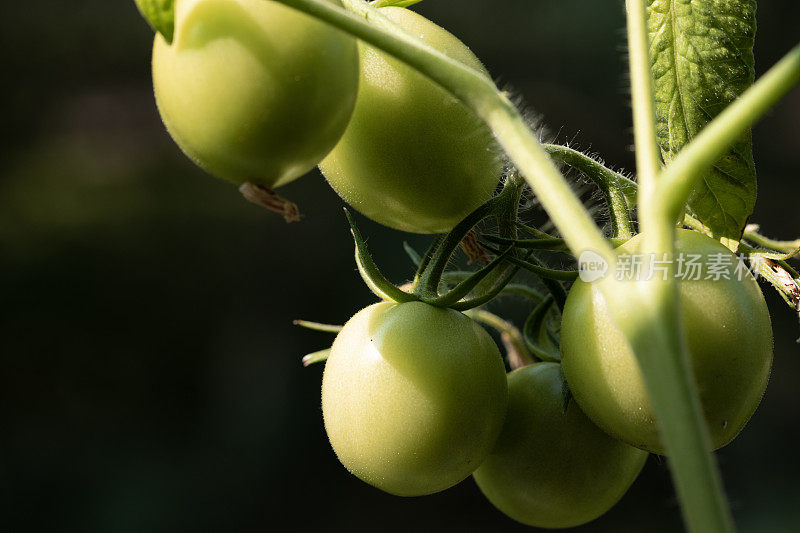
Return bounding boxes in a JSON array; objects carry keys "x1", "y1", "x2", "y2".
[{"x1": 133, "y1": 1, "x2": 800, "y2": 530}]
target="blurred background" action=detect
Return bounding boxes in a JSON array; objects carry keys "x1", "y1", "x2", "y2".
[{"x1": 1, "y1": 1, "x2": 799, "y2": 531}]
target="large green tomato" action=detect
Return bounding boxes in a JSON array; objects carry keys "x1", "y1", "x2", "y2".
[
  {"x1": 318, "y1": 7, "x2": 503, "y2": 234},
  {"x1": 322, "y1": 301, "x2": 507, "y2": 496},
  {"x1": 561, "y1": 229, "x2": 773, "y2": 454},
  {"x1": 473, "y1": 363, "x2": 647, "y2": 529},
  {"x1": 152, "y1": 0, "x2": 359, "y2": 187}
]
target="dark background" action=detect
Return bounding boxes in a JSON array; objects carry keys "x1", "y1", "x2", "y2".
[{"x1": 1, "y1": 1, "x2": 799, "y2": 531}]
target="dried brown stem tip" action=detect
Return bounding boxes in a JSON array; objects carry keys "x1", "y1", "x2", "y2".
[
  {"x1": 239, "y1": 182, "x2": 302, "y2": 223},
  {"x1": 460, "y1": 228, "x2": 491, "y2": 264}
]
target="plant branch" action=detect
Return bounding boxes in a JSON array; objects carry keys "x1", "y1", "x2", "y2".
[
  {"x1": 625, "y1": 0, "x2": 663, "y2": 236},
  {"x1": 543, "y1": 144, "x2": 634, "y2": 238}
]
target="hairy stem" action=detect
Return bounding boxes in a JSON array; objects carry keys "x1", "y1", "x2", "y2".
[
  {"x1": 543, "y1": 144, "x2": 634, "y2": 239},
  {"x1": 277, "y1": 0, "x2": 614, "y2": 265}
]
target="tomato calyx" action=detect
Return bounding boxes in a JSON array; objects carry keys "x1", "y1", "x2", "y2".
[
  {"x1": 522, "y1": 295, "x2": 561, "y2": 363},
  {"x1": 134, "y1": 0, "x2": 175, "y2": 43},
  {"x1": 239, "y1": 183, "x2": 301, "y2": 223}
]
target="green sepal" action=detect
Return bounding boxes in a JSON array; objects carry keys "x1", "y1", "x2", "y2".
[
  {"x1": 134, "y1": 0, "x2": 175, "y2": 43},
  {"x1": 480, "y1": 242, "x2": 578, "y2": 282},
  {"x1": 559, "y1": 365, "x2": 572, "y2": 414},
  {"x1": 416, "y1": 200, "x2": 496, "y2": 296},
  {"x1": 403, "y1": 241, "x2": 423, "y2": 268},
  {"x1": 371, "y1": 0, "x2": 424, "y2": 8},
  {"x1": 302, "y1": 348, "x2": 331, "y2": 367},
  {"x1": 293, "y1": 320, "x2": 343, "y2": 334},
  {"x1": 449, "y1": 258, "x2": 525, "y2": 312},
  {"x1": 442, "y1": 273, "x2": 544, "y2": 304},
  {"x1": 423, "y1": 245, "x2": 515, "y2": 308},
  {"x1": 345, "y1": 209, "x2": 420, "y2": 304},
  {"x1": 522, "y1": 295, "x2": 561, "y2": 363}
]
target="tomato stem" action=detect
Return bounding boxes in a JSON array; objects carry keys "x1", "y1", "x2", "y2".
[
  {"x1": 543, "y1": 144, "x2": 634, "y2": 239},
  {"x1": 465, "y1": 309, "x2": 536, "y2": 369}
]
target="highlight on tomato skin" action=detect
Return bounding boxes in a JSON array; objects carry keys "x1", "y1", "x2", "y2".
[
  {"x1": 152, "y1": 0, "x2": 360, "y2": 189},
  {"x1": 473, "y1": 363, "x2": 647, "y2": 529},
  {"x1": 321, "y1": 301, "x2": 508, "y2": 497},
  {"x1": 318, "y1": 6, "x2": 504, "y2": 235},
  {"x1": 561, "y1": 229, "x2": 774, "y2": 455}
]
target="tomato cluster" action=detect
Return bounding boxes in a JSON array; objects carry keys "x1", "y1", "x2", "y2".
[
  {"x1": 142, "y1": 2, "x2": 777, "y2": 529},
  {"x1": 152, "y1": 1, "x2": 500, "y2": 232}
]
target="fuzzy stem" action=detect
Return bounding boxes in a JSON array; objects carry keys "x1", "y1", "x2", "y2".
[
  {"x1": 276, "y1": 0, "x2": 614, "y2": 266},
  {"x1": 543, "y1": 144, "x2": 634, "y2": 239}
]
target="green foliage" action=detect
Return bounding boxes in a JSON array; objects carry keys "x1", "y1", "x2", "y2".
[
  {"x1": 134, "y1": 0, "x2": 175, "y2": 43},
  {"x1": 648, "y1": 0, "x2": 757, "y2": 242}
]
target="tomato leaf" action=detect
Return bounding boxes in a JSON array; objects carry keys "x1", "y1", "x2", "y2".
[
  {"x1": 648, "y1": 0, "x2": 757, "y2": 242},
  {"x1": 134, "y1": 0, "x2": 175, "y2": 43}
]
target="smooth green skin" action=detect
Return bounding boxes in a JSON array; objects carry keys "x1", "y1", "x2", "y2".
[
  {"x1": 322, "y1": 301, "x2": 507, "y2": 496},
  {"x1": 561, "y1": 229, "x2": 773, "y2": 454},
  {"x1": 473, "y1": 364, "x2": 647, "y2": 529},
  {"x1": 152, "y1": 0, "x2": 359, "y2": 187},
  {"x1": 318, "y1": 7, "x2": 503, "y2": 234}
]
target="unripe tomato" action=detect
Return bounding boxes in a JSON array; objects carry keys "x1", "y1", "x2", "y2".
[
  {"x1": 473, "y1": 363, "x2": 647, "y2": 529},
  {"x1": 561, "y1": 229, "x2": 773, "y2": 454},
  {"x1": 322, "y1": 301, "x2": 507, "y2": 496},
  {"x1": 152, "y1": 0, "x2": 359, "y2": 187},
  {"x1": 318, "y1": 7, "x2": 503, "y2": 234}
]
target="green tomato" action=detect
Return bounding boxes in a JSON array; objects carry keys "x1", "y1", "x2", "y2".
[
  {"x1": 318, "y1": 7, "x2": 503, "y2": 234},
  {"x1": 322, "y1": 301, "x2": 507, "y2": 496},
  {"x1": 561, "y1": 229, "x2": 773, "y2": 454},
  {"x1": 473, "y1": 363, "x2": 647, "y2": 529},
  {"x1": 152, "y1": 0, "x2": 359, "y2": 188}
]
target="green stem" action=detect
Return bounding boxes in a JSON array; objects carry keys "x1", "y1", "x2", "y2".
[
  {"x1": 743, "y1": 228, "x2": 800, "y2": 256},
  {"x1": 625, "y1": 2, "x2": 733, "y2": 532},
  {"x1": 485, "y1": 234, "x2": 627, "y2": 253},
  {"x1": 466, "y1": 309, "x2": 536, "y2": 369},
  {"x1": 416, "y1": 200, "x2": 495, "y2": 297},
  {"x1": 277, "y1": 0, "x2": 614, "y2": 265},
  {"x1": 543, "y1": 144, "x2": 634, "y2": 238},
  {"x1": 625, "y1": 0, "x2": 662, "y2": 235},
  {"x1": 656, "y1": 42, "x2": 800, "y2": 225}
]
